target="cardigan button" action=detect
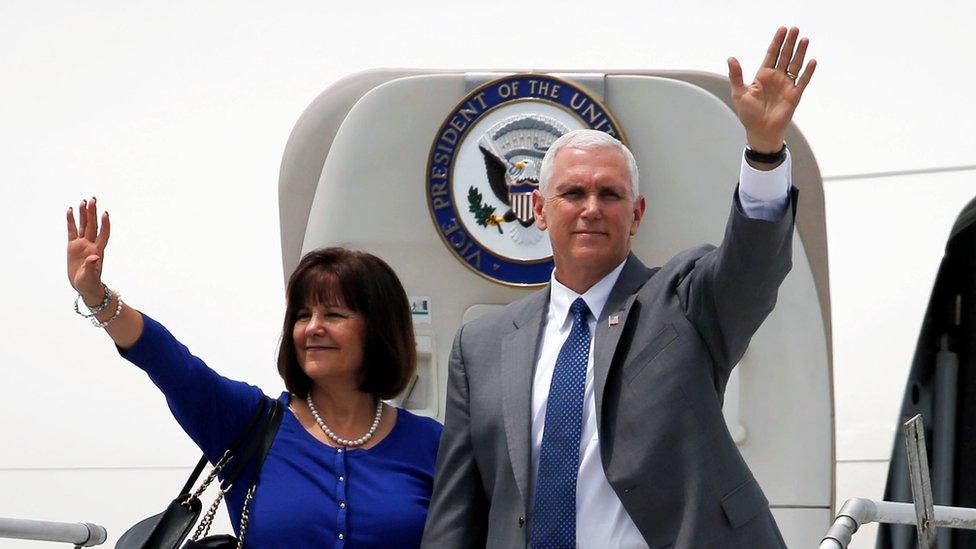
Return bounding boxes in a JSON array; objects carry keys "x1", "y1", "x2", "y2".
[{"x1": 518, "y1": 516, "x2": 525, "y2": 528}]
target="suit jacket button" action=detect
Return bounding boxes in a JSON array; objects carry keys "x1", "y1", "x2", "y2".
[{"x1": 518, "y1": 516, "x2": 525, "y2": 528}]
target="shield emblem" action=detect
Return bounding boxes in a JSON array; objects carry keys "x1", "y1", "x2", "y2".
[{"x1": 508, "y1": 182, "x2": 536, "y2": 224}]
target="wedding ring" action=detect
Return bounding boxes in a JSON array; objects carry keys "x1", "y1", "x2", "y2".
[{"x1": 786, "y1": 71, "x2": 798, "y2": 81}]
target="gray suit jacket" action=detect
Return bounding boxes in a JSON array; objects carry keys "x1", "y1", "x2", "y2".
[{"x1": 422, "y1": 189, "x2": 798, "y2": 549}]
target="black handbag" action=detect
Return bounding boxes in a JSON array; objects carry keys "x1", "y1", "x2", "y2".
[
  {"x1": 117, "y1": 397, "x2": 284, "y2": 549},
  {"x1": 181, "y1": 534, "x2": 237, "y2": 549}
]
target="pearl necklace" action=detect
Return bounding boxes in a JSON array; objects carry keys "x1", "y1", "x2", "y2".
[{"x1": 306, "y1": 393, "x2": 383, "y2": 448}]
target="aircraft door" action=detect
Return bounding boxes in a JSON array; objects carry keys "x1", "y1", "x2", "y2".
[{"x1": 879, "y1": 197, "x2": 976, "y2": 549}]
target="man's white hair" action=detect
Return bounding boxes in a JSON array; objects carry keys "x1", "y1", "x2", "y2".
[{"x1": 538, "y1": 129, "x2": 640, "y2": 198}]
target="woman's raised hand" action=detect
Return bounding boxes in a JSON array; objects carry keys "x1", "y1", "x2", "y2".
[{"x1": 67, "y1": 197, "x2": 110, "y2": 301}]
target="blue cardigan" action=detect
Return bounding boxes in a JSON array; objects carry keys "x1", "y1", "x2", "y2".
[{"x1": 120, "y1": 313, "x2": 442, "y2": 548}]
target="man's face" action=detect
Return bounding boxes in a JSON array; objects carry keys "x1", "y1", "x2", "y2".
[{"x1": 533, "y1": 146, "x2": 645, "y2": 277}]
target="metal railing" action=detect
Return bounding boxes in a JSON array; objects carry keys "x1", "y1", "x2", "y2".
[
  {"x1": 819, "y1": 498, "x2": 976, "y2": 548},
  {"x1": 820, "y1": 414, "x2": 976, "y2": 548},
  {"x1": 0, "y1": 517, "x2": 106, "y2": 547}
]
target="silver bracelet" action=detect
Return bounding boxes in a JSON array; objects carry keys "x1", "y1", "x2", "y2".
[
  {"x1": 89, "y1": 292, "x2": 124, "y2": 328},
  {"x1": 74, "y1": 285, "x2": 112, "y2": 317},
  {"x1": 87, "y1": 285, "x2": 112, "y2": 314}
]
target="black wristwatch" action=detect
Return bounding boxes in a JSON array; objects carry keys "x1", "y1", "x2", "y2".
[{"x1": 745, "y1": 143, "x2": 787, "y2": 164}]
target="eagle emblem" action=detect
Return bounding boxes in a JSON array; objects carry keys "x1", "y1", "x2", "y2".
[{"x1": 476, "y1": 115, "x2": 569, "y2": 228}]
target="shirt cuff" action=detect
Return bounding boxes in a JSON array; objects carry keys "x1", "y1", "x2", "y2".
[
  {"x1": 737, "y1": 148, "x2": 792, "y2": 221},
  {"x1": 739, "y1": 147, "x2": 792, "y2": 202}
]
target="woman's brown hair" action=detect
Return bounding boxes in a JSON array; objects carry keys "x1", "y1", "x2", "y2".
[{"x1": 277, "y1": 247, "x2": 416, "y2": 400}]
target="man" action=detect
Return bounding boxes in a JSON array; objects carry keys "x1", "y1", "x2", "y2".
[{"x1": 422, "y1": 27, "x2": 816, "y2": 549}]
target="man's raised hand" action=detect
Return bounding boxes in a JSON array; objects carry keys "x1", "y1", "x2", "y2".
[{"x1": 727, "y1": 26, "x2": 817, "y2": 153}]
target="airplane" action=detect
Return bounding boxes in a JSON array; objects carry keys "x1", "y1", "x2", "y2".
[{"x1": 3, "y1": 11, "x2": 974, "y2": 548}]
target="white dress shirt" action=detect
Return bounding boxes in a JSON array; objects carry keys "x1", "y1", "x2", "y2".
[{"x1": 529, "y1": 152, "x2": 792, "y2": 548}]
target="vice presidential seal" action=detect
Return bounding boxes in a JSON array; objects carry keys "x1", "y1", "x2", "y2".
[{"x1": 426, "y1": 73, "x2": 626, "y2": 286}]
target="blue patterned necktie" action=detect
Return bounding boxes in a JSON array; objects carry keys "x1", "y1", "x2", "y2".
[{"x1": 531, "y1": 297, "x2": 592, "y2": 549}]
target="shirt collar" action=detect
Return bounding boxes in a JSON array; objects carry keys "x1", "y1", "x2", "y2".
[{"x1": 549, "y1": 258, "x2": 628, "y2": 326}]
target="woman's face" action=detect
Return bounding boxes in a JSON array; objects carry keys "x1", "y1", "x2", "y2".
[{"x1": 292, "y1": 300, "x2": 367, "y2": 387}]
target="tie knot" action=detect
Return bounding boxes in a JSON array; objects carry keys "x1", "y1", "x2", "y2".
[{"x1": 570, "y1": 297, "x2": 590, "y2": 320}]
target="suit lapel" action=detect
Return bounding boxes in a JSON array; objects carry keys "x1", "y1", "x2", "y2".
[
  {"x1": 501, "y1": 289, "x2": 549, "y2": 508},
  {"x1": 592, "y1": 254, "x2": 652, "y2": 423}
]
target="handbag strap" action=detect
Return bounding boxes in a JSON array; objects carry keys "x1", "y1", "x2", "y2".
[
  {"x1": 189, "y1": 398, "x2": 285, "y2": 544},
  {"x1": 176, "y1": 397, "x2": 270, "y2": 498},
  {"x1": 251, "y1": 399, "x2": 284, "y2": 481},
  {"x1": 189, "y1": 398, "x2": 284, "y2": 542},
  {"x1": 179, "y1": 456, "x2": 209, "y2": 498},
  {"x1": 233, "y1": 399, "x2": 284, "y2": 547},
  {"x1": 220, "y1": 398, "x2": 283, "y2": 491}
]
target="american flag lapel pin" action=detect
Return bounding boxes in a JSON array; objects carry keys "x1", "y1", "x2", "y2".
[{"x1": 608, "y1": 313, "x2": 620, "y2": 327}]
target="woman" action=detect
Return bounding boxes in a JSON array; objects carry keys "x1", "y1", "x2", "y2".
[{"x1": 66, "y1": 197, "x2": 442, "y2": 548}]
